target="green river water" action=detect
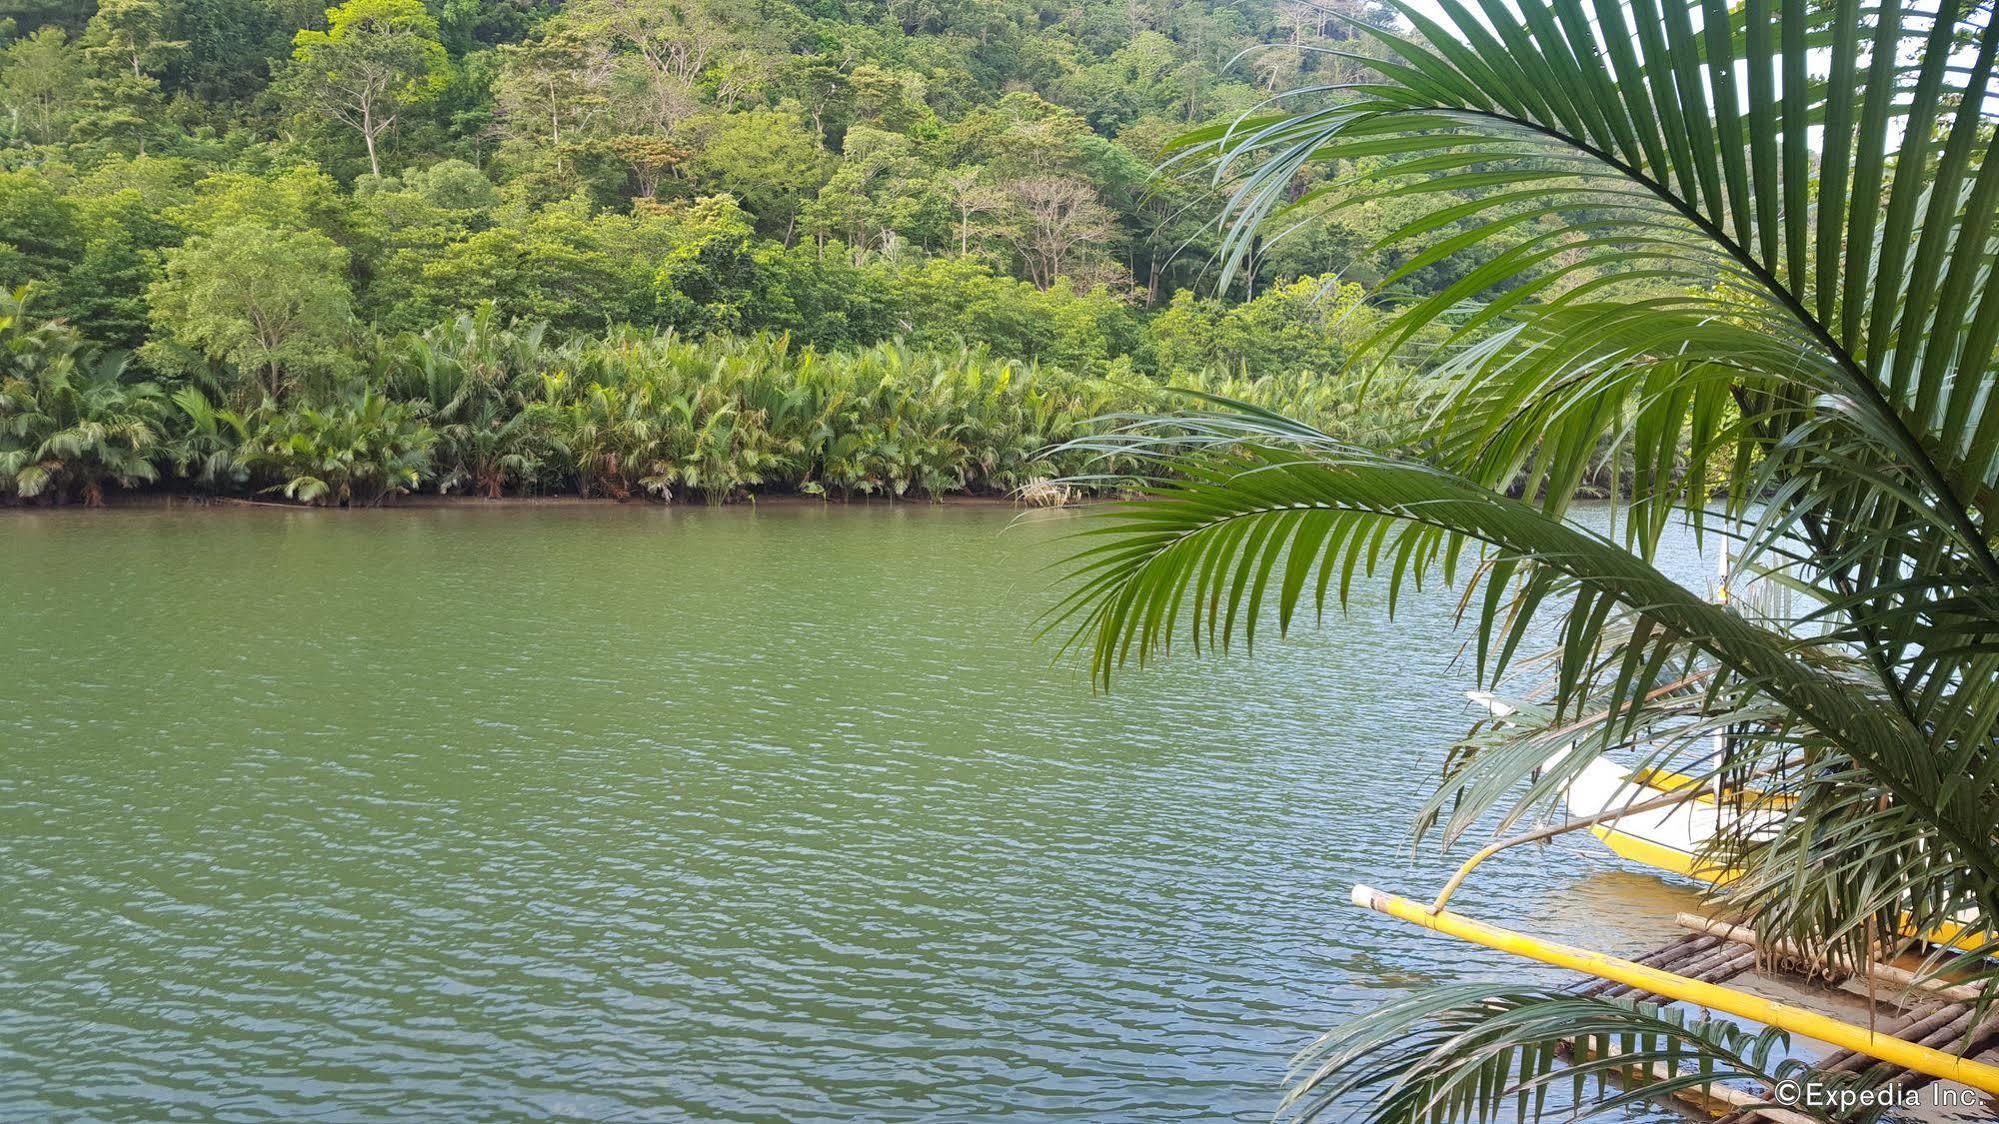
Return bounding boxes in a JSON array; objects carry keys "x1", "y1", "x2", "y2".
[{"x1": 1, "y1": 503, "x2": 1709, "y2": 1122}]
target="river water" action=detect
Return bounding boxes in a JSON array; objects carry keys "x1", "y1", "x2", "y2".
[{"x1": 1, "y1": 502, "x2": 1711, "y2": 1121}]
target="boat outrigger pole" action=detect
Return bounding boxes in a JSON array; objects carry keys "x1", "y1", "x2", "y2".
[
  {"x1": 1429, "y1": 784, "x2": 1722, "y2": 913},
  {"x1": 1350, "y1": 884, "x2": 1999, "y2": 1095}
]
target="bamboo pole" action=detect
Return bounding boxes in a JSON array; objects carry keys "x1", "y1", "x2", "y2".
[
  {"x1": 1818, "y1": 1003, "x2": 1953, "y2": 1074},
  {"x1": 1596, "y1": 946, "x2": 1756, "y2": 1002},
  {"x1": 1429, "y1": 783, "x2": 1705, "y2": 911},
  {"x1": 1675, "y1": 913, "x2": 1986, "y2": 1004},
  {"x1": 1351, "y1": 885, "x2": 1999, "y2": 1094},
  {"x1": 1888, "y1": 1019, "x2": 1999, "y2": 1094},
  {"x1": 1576, "y1": 934, "x2": 1722, "y2": 997}
]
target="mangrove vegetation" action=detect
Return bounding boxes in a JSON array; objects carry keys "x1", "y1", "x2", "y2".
[{"x1": 2, "y1": 285, "x2": 1433, "y2": 504}]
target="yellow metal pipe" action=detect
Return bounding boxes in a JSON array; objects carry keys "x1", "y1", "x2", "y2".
[{"x1": 1351, "y1": 884, "x2": 1999, "y2": 1094}]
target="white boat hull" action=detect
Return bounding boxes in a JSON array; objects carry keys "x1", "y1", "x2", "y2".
[{"x1": 1469, "y1": 691, "x2": 1988, "y2": 951}]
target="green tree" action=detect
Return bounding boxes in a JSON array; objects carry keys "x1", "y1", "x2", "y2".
[
  {"x1": 66, "y1": 0, "x2": 186, "y2": 157},
  {"x1": 146, "y1": 222, "x2": 354, "y2": 399},
  {"x1": 490, "y1": 22, "x2": 613, "y2": 147},
  {"x1": 431, "y1": 0, "x2": 555, "y2": 53},
  {"x1": 354, "y1": 162, "x2": 497, "y2": 330},
  {"x1": 1055, "y1": 1, "x2": 1999, "y2": 1120},
  {"x1": 841, "y1": 62, "x2": 934, "y2": 135},
  {"x1": 280, "y1": 0, "x2": 449, "y2": 176},
  {"x1": 949, "y1": 92, "x2": 1093, "y2": 179},
  {"x1": 82, "y1": 0, "x2": 188, "y2": 79},
  {"x1": 800, "y1": 126, "x2": 939, "y2": 264},
  {"x1": 1106, "y1": 117, "x2": 1223, "y2": 304},
  {"x1": 59, "y1": 156, "x2": 193, "y2": 345},
  {"x1": 566, "y1": 0, "x2": 727, "y2": 134},
  {"x1": 69, "y1": 70, "x2": 167, "y2": 156},
  {"x1": 164, "y1": 0, "x2": 310, "y2": 102},
  {"x1": 649, "y1": 194, "x2": 759, "y2": 336},
  {"x1": 780, "y1": 55, "x2": 850, "y2": 144},
  {"x1": 401, "y1": 198, "x2": 667, "y2": 330},
  {"x1": 1049, "y1": 31, "x2": 1183, "y2": 132},
  {"x1": 937, "y1": 165, "x2": 1009, "y2": 257},
  {"x1": 895, "y1": 255, "x2": 1136, "y2": 371},
  {"x1": 398, "y1": 158, "x2": 499, "y2": 212},
  {"x1": 0, "y1": 171, "x2": 81, "y2": 297},
  {"x1": 172, "y1": 165, "x2": 372, "y2": 258},
  {"x1": 684, "y1": 108, "x2": 829, "y2": 243},
  {"x1": 743, "y1": 243, "x2": 899, "y2": 347},
  {"x1": 609, "y1": 135, "x2": 688, "y2": 200},
  {"x1": 1148, "y1": 276, "x2": 1385, "y2": 380},
  {"x1": 61, "y1": 188, "x2": 182, "y2": 347},
  {"x1": 0, "y1": 26, "x2": 85, "y2": 142}
]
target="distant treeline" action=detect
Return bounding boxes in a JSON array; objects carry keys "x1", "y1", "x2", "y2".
[
  {"x1": 0, "y1": 0, "x2": 1639, "y2": 508},
  {"x1": 0, "y1": 0, "x2": 1535, "y2": 344}
]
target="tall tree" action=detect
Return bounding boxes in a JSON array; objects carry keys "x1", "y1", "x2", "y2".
[
  {"x1": 81, "y1": 0, "x2": 188, "y2": 79},
  {"x1": 684, "y1": 109, "x2": 828, "y2": 244},
  {"x1": 491, "y1": 23, "x2": 614, "y2": 146},
  {"x1": 938, "y1": 165, "x2": 1008, "y2": 257},
  {"x1": 146, "y1": 222, "x2": 354, "y2": 399},
  {"x1": 610, "y1": 135, "x2": 688, "y2": 200},
  {"x1": 0, "y1": 27, "x2": 86, "y2": 142},
  {"x1": 280, "y1": 0, "x2": 448, "y2": 176},
  {"x1": 569, "y1": 0, "x2": 727, "y2": 134},
  {"x1": 802, "y1": 126, "x2": 933, "y2": 264},
  {"x1": 0, "y1": 171, "x2": 81, "y2": 293},
  {"x1": 1008, "y1": 176, "x2": 1113, "y2": 289}
]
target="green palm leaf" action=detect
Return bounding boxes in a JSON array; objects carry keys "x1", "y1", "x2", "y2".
[
  {"x1": 1279, "y1": 984, "x2": 1860, "y2": 1123},
  {"x1": 1052, "y1": 0, "x2": 1999, "y2": 1118}
]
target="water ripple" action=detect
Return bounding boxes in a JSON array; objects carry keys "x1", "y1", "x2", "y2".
[{"x1": 0, "y1": 504, "x2": 1711, "y2": 1122}]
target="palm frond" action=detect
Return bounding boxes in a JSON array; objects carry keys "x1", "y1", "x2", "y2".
[
  {"x1": 1280, "y1": 983, "x2": 1875, "y2": 1123},
  {"x1": 1049, "y1": 0, "x2": 1999, "y2": 1115}
]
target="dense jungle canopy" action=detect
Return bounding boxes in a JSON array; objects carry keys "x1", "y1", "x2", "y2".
[{"x1": 0, "y1": 0, "x2": 1608, "y2": 504}]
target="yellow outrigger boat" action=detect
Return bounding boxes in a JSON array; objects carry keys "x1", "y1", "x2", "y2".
[
  {"x1": 1469, "y1": 690, "x2": 1990, "y2": 954},
  {"x1": 1469, "y1": 690, "x2": 1770, "y2": 884}
]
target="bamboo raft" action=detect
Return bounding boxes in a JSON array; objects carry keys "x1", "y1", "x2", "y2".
[
  {"x1": 1352, "y1": 885, "x2": 1999, "y2": 1119},
  {"x1": 1567, "y1": 916, "x2": 1998, "y2": 1122}
]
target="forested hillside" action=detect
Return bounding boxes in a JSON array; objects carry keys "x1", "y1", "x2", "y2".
[{"x1": 0, "y1": 0, "x2": 1502, "y2": 504}]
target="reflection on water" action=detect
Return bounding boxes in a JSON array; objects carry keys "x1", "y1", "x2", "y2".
[{"x1": 0, "y1": 502, "x2": 1714, "y2": 1121}]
